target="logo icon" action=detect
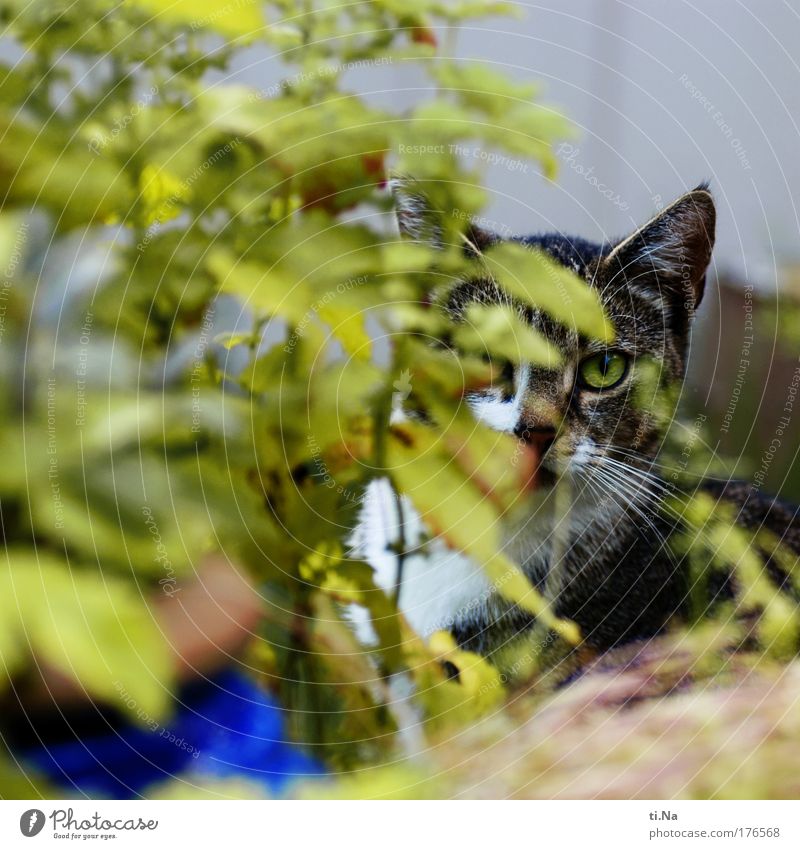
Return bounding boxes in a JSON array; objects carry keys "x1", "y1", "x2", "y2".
[{"x1": 19, "y1": 809, "x2": 45, "y2": 837}]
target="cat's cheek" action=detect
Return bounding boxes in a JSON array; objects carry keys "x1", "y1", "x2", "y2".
[{"x1": 570, "y1": 439, "x2": 595, "y2": 469}]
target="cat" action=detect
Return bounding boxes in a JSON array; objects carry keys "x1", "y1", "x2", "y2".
[{"x1": 350, "y1": 180, "x2": 800, "y2": 661}]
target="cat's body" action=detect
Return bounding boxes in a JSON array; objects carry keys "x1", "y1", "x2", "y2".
[{"x1": 351, "y1": 183, "x2": 800, "y2": 659}]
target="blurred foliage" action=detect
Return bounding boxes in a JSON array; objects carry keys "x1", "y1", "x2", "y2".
[
  {"x1": 0, "y1": 0, "x2": 797, "y2": 801},
  {"x1": 295, "y1": 625, "x2": 800, "y2": 799},
  {"x1": 0, "y1": 0, "x2": 581, "y2": 791}
]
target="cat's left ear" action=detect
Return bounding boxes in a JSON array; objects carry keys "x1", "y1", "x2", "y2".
[
  {"x1": 603, "y1": 185, "x2": 716, "y2": 310},
  {"x1": 391, "y1": 175, "x2": 497, "y2": 256},
  {"x1": 391, "y1": 175, "x2": 444, "y2": 246}
]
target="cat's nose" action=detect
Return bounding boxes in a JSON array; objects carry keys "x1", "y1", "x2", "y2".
[{"x1": 514, "y1": 424, "x2": 556, "y2": 455}]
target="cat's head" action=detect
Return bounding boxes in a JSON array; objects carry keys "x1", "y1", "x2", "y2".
[{"x1": 393, "y1": 180, "x2": 716, "y2": 489}]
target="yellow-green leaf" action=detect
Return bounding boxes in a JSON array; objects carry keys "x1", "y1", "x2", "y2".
[
  {"x1": 1, "y1": 551, "x2": 173, "y2": 718},
  {"x1": 208, "y1": 250, "x2": 313, "y2": 325},
  {"x1": 318, "y1": 302, "x2": 372, "y2": 361},
  {"x1": 454, "y1": 303, "x2": 562, "y2": 365},
  {"x1": 131, "y1": 0, "x2": 264, "y2": 39},
  {"x1": 481, "y1": 242, "x2": 614, "y2": 341}
]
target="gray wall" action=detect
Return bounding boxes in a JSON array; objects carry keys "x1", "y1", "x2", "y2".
[
  {"x1": 230, "y1": 0, "x2": 800, "y2": 289},
  {"x1": 453, "y1": 0, "x2": 800, "y2": 291}
]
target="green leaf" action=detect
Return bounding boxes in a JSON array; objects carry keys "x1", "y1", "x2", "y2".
[
  {"x1": 0, "y1": 551, "x2": 173, "y2": 717},
  {"x1": 480, "y1": 242, "x2": 614, "y2": 341},
  {"x1": 318, "y1": 301, "x2": 372, "y2": 361},
  {"x1": 0, "y1": 111, "x2": 134, "y2": 228},
  {"x1": 131, "y1": 0, "x2": 265, "y2": 39},
  {"x1": 486, "y1": 553, "x2": 581, "y2": 644},
  {"x1": 387, "y1": 423, "x2": 578, "y2": 645},
  {"x1": 215, "y1": 332, "x2": 258, "y2": 350},
  {"x1": 388, "y1": 422, "x2": 500, "y2": 563},
  {"x1": 454, "y1": 303, "x2": 562, "y2": 365},
  {"x1": 209, "y1": 250, "x2": 313, "y2": 324},
  {"x1": 432, "y1": 62, "x2": 539, "y2": 117}
]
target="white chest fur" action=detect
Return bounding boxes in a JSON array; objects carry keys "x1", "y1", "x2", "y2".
[
  {"x1": 348, "y1": 478, "x2": 497, "y2": 641},
  {"x1": 349, "y1": 471, "x2": 615, "y2": 646}
]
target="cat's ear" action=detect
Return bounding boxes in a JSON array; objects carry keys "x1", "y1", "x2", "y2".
[
  {"x1": 391, "y1": 175, "x2": 444, "y2": 246},
  {"x1": 391, "y1": 175, "x2": 496, "y2": 257},
  {"x1": 603, "y1": 185, "x2": 715, "y2": 310}
]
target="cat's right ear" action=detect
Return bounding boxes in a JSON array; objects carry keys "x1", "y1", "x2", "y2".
[
  {"x1": 391, "y1": 175, "x2": 497, "y2": 257},
  {"x1": 602, "y1": 185, "x2": 716, "y2": 311}
]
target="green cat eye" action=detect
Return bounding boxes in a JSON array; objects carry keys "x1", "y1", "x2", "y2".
[{"x1": 577, "y1": 351, "x2": 629, "y2": 390}]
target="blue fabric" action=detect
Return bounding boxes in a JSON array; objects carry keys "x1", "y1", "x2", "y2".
[{"x1": 19, "y1": 670, "x2": 323, "y2": 798}]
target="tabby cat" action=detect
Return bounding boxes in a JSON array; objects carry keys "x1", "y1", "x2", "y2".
[{"x1": 350, "y1": 182, "x2": 800, "y2": 659}]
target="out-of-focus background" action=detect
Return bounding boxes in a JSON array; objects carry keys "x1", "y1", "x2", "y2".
[{"x1": 221, "y1": 0, "x2": 800, "y2": 500}]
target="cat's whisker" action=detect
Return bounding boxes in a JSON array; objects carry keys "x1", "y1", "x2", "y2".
[
  {"x1": 589, "y1": 462, "x2": 662, "y2": 508},
  {"x1": 596, "y1": 454, "x2": 695, "y2": 509},
  {"x1": 591, "y1": 468, "x2": 738, "y2": 566},
  {"x1": 574, "y1": 469, "x2": 619, "y2": 525},
  {"x1": 600, "y1": 442, "x2": 733, "y2": 485},
  {"x1": 599, "y1": 444, "x2": 660, "y2": 464},
  {"x1": 584, "y1": 449, "x2": 663, "y2": 488},
  {"x1": 590, "y1": 451, "x2": 713, "y2": 511},
  {"x1": 600, "y1": 444, "x2": 707, "y2": 479},
  {"x1": 594, "y1": 462, "x2": 673, "y2": 516},
  {"x1": 585, "y1": 463, "x2": 670, "y2": 548},
  {"x1": 586, "y1": 484, "x2": 666, "y2": 550},
  {"x1": 590, "y1": 455, "x2": 721, "y2": 552},
  {"x1": 578, "y1": 462, "x2": 650, "y2": 516},
  {"x1": 595, "y1": 455, "x2": 670, "y2": 492},
  {"x1": 596, "y1": 459, "x2": 665, "y2": 487}
]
